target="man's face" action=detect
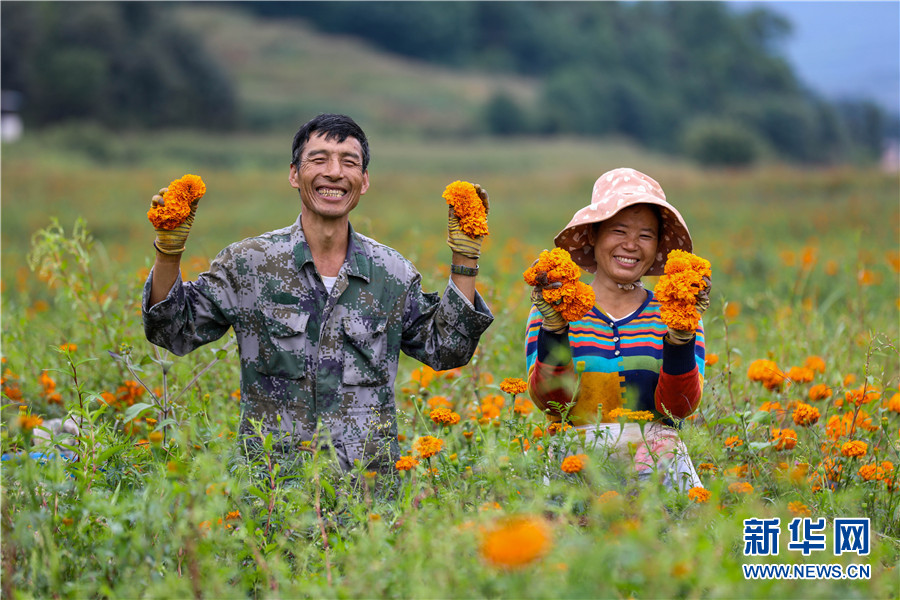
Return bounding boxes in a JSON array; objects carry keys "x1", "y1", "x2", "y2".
[{"x1": 289, "y1": 131, "x2": 369, "y2": 223}]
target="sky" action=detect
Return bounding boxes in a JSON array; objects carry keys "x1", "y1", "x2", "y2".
[{"x1": 731, "y1": 1, "x2": 900, "y2": 116}]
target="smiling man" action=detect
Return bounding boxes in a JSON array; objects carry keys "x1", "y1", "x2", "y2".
[{"x1": 142, "y1": 113, "x2": 493, "y2": 477}]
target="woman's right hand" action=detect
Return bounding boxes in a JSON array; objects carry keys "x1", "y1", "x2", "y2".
[
  {"x1": 151, "y1": 187, "x2": 199, "y2": 255},
  {"x1": 530, "y1": 266, "x2": 568, "y2": 333}
]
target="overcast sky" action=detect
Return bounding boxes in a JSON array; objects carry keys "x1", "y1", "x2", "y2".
[{"x1": 731, "y1": 1, "x2": 899, "y2": 116}]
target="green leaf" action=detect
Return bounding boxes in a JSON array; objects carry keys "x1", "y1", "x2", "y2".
[{"x1": 122, "y1": 402, "x2": 155, "y2": 423}]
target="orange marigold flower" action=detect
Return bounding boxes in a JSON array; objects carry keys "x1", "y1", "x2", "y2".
[
  {"x1": 513, "y1": 397, "x2": 534, "y2": 415},
  {"x1": 857, "y1": 462, "x2": 894, "y2": 482},
  {"x1": 626, "y1": 410, "x2": 655, "y2": 422},
  {"x1": 786, "y1": 366, "x2": 815, "y2": 384},
  {"x1": 546, "y1": 422, "x2": 571, "y2": 436},
  {"x1": 480, "y1": 515, "x2": 552, "y2": 570},
  {"x1": 696, "y1": 463, "x2": 717, "y2": 474},
  {"x1": 840, "y1": 440, "x2": 867, "y2": 458},
  {"x1": 747, "y1": 359, "x2": 785, "y2": 391},
  {"x1": 792, "y1": 402, "x2": 820, "y2": 426},
  {"x1": 808, "y1": 383, "x2": 833, "y2": 401},
  {"x1": 787, "y1": 501, "x2": 811, "y2": 517},
  {"x1": 597, "y1": 490, "x2": 621, "y2": 504},
  {"x1": 426, "y1": 396, "x2": 453, "y2": 411},
  {"x1": 653, "y1": 250, "x2": 711, "y2": 333},
  {"x1": 728, "y1": 481, "x2": 754, "y2": 494},
  {"x1": 687, "y1": 487, "x2": 711, "y2": 503},
  {"x1": 724, "y1": 436, "x2": 743, "y2": 449},
  {"x1": 500, "y1": 377, "x2": 528, "y2": 396},
  {"x1": 429, "y1": 407, "x2": 461, "y2": 426},
  {"x1": 523, "y1": 248, "x2": 595, "y2": 322},
  {"x1": 843, "y1": 385, "x2": 880, "y2": 407},
  {"x1": 413, "y1": 435, "x2": 444, "y2": 459},
  {"x1": 17, "y1": 413, "x2": 43, "y2": 431},
  {"x1": 804, "y1": 355, "x2": 826, "y2": 374},
  {"x1": 443, "y1": 180, "x2": 489, "y2": 237},
  {"x1": 59, "y1": 343, "x2": 77, "y2": 352},
  {"x1": 772, "y1": 428, "x2": 798, "y2": 451},
  {"x1": 759, "y1": 401, "x2": 783, "y2": 414},
  {"x1": 395, "y1": 455, "x2": 419, "y2": 471},
  {"x1": 560, "y1": 454, "x2": 588, "y2": 473},
  {"x1": 705, "y1": 353, "x2": 719, "y2": 367},
  {"x1": 887, "y1": 393, "x2": 900, "y2": 413},
  {"x1": 147, "y1": 174, "x2": 206, "y2": 230}
]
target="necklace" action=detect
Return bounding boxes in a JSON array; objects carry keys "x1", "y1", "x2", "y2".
[{"x1": 617, "y1": 280, "x2": 643, "y2": 291}]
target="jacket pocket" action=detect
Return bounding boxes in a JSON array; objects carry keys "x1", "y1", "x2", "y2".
[
  {"x1": 256, "y1": 302, "x2": 309, "y2": 380},
  {"x1": 342, "y1": 315, "x2": 389, "y2": 386}
]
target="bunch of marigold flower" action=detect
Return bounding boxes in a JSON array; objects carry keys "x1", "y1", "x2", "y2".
[
  {"x1": 653, "y1": 249, "x2": 711, "y2": 332},
  {"x1": 523, "y1": 248, "x2": 595, "y2": 322},
  {"x1": 147, "y1": 174, "x2": 206, "y2": 230},
  {"x1": 443, "y1": 180, "x2": 488, "y2": 237},
  {"x1": 429, "y1": 407, "x2": 461, "y2": 426}
]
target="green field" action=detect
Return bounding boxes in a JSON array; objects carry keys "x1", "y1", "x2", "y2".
[{"x1": 2, "y1": 4, "x2": 899, "y2": 598}]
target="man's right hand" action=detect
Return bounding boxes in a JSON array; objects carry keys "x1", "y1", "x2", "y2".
[{"x1": 152, "y1": 187, "x2": 199, "y2": 255}]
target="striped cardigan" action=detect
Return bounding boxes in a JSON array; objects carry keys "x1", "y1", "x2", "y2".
[{"x1": 525, "y1": 290, "x2": 705, "y2": 425}]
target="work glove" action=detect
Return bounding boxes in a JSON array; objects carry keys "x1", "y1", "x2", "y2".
[
  {"x1": 530, "y1": 266, "x2": 568, "y2": 334},
  {"x1": 667, "y1": 275, "x2": 711, "y2": 345},
  {"x1": 447, "y1": 183, "x2": 489, "y2": 259},
  {"x1": 151, "y1": 187, "x2": 199, "y2": 255}
]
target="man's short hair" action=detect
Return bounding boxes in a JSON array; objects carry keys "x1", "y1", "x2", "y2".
[{"x1": 291, "y1": 113, "x2": 370, "y2": 171}]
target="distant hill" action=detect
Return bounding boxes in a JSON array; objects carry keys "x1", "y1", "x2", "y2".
[{"x1": 179, "y1": 5, "x2": 538, "y2": 138}]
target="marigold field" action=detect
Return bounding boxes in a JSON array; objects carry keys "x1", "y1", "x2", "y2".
[{"x1": 2, "y1": 131, "x2": 899, "y2": 599}]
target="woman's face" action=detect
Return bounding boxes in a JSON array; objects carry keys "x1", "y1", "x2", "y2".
[{"x1": 590, "y1": 205, "x2": 659, "y2": 285}]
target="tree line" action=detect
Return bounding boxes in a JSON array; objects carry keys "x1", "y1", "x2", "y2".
[{"x1": 2, "y1": 1, "x2": 892, "y2": 166}]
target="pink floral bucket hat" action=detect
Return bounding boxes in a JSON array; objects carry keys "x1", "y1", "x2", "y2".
[{"x1": 554, "y1": 167, "x2": 692, "y2": 276}]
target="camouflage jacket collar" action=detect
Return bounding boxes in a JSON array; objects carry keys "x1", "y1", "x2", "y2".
[{"x1": 290, "y1": 215, "x2": 371, "y2": 283}]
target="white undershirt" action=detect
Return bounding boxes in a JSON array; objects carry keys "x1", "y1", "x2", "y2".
[{"x1": 321, "y1": 275, "x2": 337, "y2": 293}]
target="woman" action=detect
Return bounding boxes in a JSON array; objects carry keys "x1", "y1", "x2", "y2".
[{"x1": 525, "y1": 167, "x2": 709, "y2": 491}]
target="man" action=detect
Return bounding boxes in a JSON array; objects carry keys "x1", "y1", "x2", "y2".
[{"x1": 143, "y1": 113, "x2": 493, "y2": 473}]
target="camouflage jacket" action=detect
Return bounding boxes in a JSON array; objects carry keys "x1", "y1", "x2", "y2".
[{"x1": 142, "y1": 216, "x2": 493, "y2": 471}]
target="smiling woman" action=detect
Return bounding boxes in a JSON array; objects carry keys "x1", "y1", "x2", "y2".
[{"x1": 524, "y1": 167, "x2": 709, "y2": 492}]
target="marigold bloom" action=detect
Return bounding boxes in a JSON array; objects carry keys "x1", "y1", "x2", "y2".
[
  {"x1": 597, "y1": 490, "x2": 621, "y2": 504},
  {"x1": 59, "y1": 343, "x2": 77, "y2": 352},
  {"x1": 786, "y1": 366, "x2": 815, "y2": 384},
  {"x1": 523, "y1": 248, "x2": 595, "y2": 322},
  {"x1": 560, "y1": 454, "x2": 588, "y2": 473},
  {"x1": 804, "y1": 355, "x2": 826, "y2": 374},
  {"x1": 705, "y1": 353, "x2": 719, "y2": 367},
  {"x1": 546, "y1": 422, "x2": 571, "y2": 436},
  {"x1": 395, "y1": 455, "x2": 419, "y2": 471},
  {"x1": 787, "y1": 501, "x2": 811, "y2": 517},
  {"x1": 413, "y1": 435, "x2": 444, "y2": 459},
  {"x1": 747, "y1": 359, "x2": 785, "y2": 391},
  {"x1": 626, "y1": 410, "x2": 655, "y2": 422},
  {"x1": 653, "y1": 250, "x2": 711, "y2": 332},
  {"x1": 724, "y1": 436, "x2": 743, "y2": 449},
  {"x1": 147, "y1": 174, "x2": 206, "y2": 230},
  {"x1": 687, "y1": 487, "x2": 711, "y2": 503},
  {"x1": 842, "y1": 385, "x2": 880, "y2": 407},
  {"x1": 857, "y1": 461, "x2": 894, "y2": 482},
  {"x1": 808, "y1": 383, "x2": 833, "y2": 401},
  {"x1": 17, "y1": 413, "x2": 43, "y2": 431},
  {"x1": 429, "y1": 407, "x2": 461, "y2": 426},
  {"x1": 792, "y1": 402, "x2": 820, "y2": 427},
  {"x1": 443, "y1": 180, "x2": 489, "y2": 237},
  {"x1": 772, "y1": 428, "x2": 798, "y2": 451},
  {"x1": 426, "y1": 395, "x2": 453, "y2": 411},
  {"x1": 887, "y1": 393, "x2": 900, "y2": 413},
  {"x1": 840, "y1": 440, "x2": 867, "y2": 458},
  {"x1": 513, "y1": 398, "x2": 534, "y2": 415},
  {"x1": 500, "y1": 377, "x2": 528, "y2": 396},
  {"x1": 480, "y1": 516, "x2": 552, "y2": 570},
  {"x1": 728, "y1": 481, "x2": 753, "y2": 494},
  {"x1": 696, "y1": 463, "x2": 717, "y2": 474}
]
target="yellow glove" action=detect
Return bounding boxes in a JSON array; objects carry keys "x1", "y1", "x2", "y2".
[
  {"x1": 530, "y1": 269, "x2": 568, "y2": 333},
  {"x1": 667, "y1": 275, "x2": 711, "y2": 344},
  {"x1": 447, "y1": 183, "x2": 489, "y2": 259},
  {"x1": 151, "y1": 187, "x2": 199, "y2": 255}
]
